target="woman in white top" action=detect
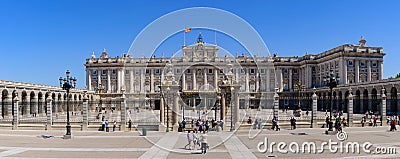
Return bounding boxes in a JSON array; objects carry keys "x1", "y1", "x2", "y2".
[{"x1": 200, "y1": 133, "x2": 208, "y2": 154}]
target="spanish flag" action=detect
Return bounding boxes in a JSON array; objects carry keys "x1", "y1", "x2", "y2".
[{"x1": 184, "y1": 28, "x2": 192, "y2": 33}]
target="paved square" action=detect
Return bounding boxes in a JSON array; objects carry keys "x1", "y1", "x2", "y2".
[{"x1": 0, "y1": 126, "x2": 398, "y2": 158}]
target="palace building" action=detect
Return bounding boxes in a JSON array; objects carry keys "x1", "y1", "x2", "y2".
[
  {"x1": 0, "y1": 35, "x2": 398, "y2": 130},
  {"x1": 85, "y1": 34, "x2": 399, "y2": 128},
  {"x1": 85, "y1": 34, "x2": 276, "y2": 114}
]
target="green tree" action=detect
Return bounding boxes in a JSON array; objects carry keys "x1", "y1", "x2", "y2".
[{"x1": 396, "y1": 73, "x2": 400, "y2": 78}]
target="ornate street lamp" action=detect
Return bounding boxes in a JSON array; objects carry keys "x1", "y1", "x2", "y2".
[
  {"x1": 59, "y1": 70, "x2": 77, "y2": 139},
  {"x1": 215, "y1": 95, "x2": 221, "y2": 121},
  {"x1": 293, "y1": 81, "x2": 305, "y2": 117},
  {"x1": 323, "y1": 69, "x2": 340, "y2": 131}
]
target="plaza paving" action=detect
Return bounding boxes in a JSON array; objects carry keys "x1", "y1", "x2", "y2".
[{"x1": 0, "y1": 126, "x2": 398, "y2": 158}]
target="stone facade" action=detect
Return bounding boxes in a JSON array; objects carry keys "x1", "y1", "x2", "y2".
[
  {"x1": 0, "y1": 80, "x2": 95, "y2": 118},
  {"x1": 85, "y1": 34, "x2": 276, "y2": 114}
]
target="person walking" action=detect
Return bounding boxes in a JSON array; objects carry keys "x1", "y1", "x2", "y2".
[
  {"x1": 200, "y1": 133, "x2": 208, "y2": 154},
  {"x1": 105, "y1": 120, "x2": 109, "y2": 132},
  {"x1": 101, "y1": 120, "x2": 106, "y2": 131},
  {"x1": 290, "y1": 117, "x2": 296, "y2": 130},
  {"x1": 113, "y1": 120, "x2": 117, "y2": 132},
  {"x1": 128, "y1": 119, "x2": 132, "y2": 131},
  {"x1": 182, "y1": 119, "x2": 186, "y2": 129},
  {"x1": 254, "y1": 119, "x2": 259, "y2": 129},
  {"x1": 373, "y1": 115, "x2": 377, "y2": 127},
  {"x1": 325, "y1": 116, "x2": 330, "y2": 128},
  {"x1": 361, "y1": 116, "x2": 366, "y2": 127},
  {"x1": 258, "y1": 118, "x2": 263, "y2": 129},
  {"x1": 185, "y1": 130, "x2": 194, "y2": 150}
]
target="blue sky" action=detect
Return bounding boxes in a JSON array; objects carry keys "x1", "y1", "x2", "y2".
[{"x1": 0, "y1": 0, "x2": 399, "y2": 88}]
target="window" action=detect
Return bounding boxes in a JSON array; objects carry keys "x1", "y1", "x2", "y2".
[
  {"x1": 219, "y1": 69, "x2": 224, "y2": 74},
  {"x1": 348, "y1": 60, "x2": 353, "y2": 66},
  {"x1": 250, "y1": 69, "x2": 255, "y2": 74},
  {"x1": 208, "y1": 69, "x2": 213, "y2": 74},
  {"x1": 112, "y1": 70, "x2": 116, "y2": 74},
  {"x1": 102, "y1": 70, "x2": 107, "y2": 75},
  {"x1": 241, "y1": 69, "x2": 245, "y2": 74},
  {"x1": 187, "y1": 69, "x2": 191, "y2": 74},
  {"x1": 372, "y1": 62, "x2": 377, "y2": 67},
  {"x1": 146, "y1": 69, "x2": 150, "y2": 74},
  {"x1": 135, "y1": 70, "x2": 140, "y2": 75},
  {"x1": 155, "y1": 69, "x2": 160, "y2": 74},
  {"x1": 93, "y1": 70, "x2": 97, "y2": 75},
  {"x1": 125, "y1": 70, "x2": 129, "y2": 74},
  {"x1": 176, "y1": 69, "x2": 180, "y2": 74},
  {"x1": 260, "y1": 69, "x2": 265, "y2": 74}
]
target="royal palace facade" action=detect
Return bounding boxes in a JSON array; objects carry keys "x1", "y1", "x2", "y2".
[
  {"x1": 0, "y1": 35, "x2": 398, "y2": 129},
  {"x1": 84, "y1": 35, "x2": 400, "y2": 119}
]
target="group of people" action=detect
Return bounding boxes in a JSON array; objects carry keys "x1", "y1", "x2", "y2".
[
  {"x1": 181, "y1": 118, "x2": 224, "y2": 133},
  {"x1": 181, "y1": 118, "x2": 213, "y2": 154},
  {"x1": 185, "y1": 130, "x2": 208, "y2": 154},
  {"x1": 325, "y1": 115, "x2": 347, "y2": 132},
  {"x1": 247, "y1": 117, "x2": 263, "y2": 129},
  {"x1": 387, "y1": 115, "x2": 398, "y2": 131},
  {"x1": 100, "y1": 119, "x2": 118, "y2": 132},
  {"x1": 361, "y1": 115, "x2": 378, "y2": 127}
]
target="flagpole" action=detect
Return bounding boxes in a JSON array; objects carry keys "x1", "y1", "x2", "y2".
[
  {"x1": 184, "y1": 31, "x2": 186, "y2": 46},
  {"x1": 214, "y1": 30, "x2": 217, "y2": 45}
]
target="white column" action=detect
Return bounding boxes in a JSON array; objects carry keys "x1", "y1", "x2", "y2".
[
  {"x1": 319, "y1": 66, "x2": 322, "y2": 86},
  {"x1": 379, "y1": 61, "x2": 383, "y2": 80},
  {"x1": 88, "y1": 70, "x2": 92, "y2": 91},
  {"x1": 235, "y1": 68, "x2": 239, "y2": 83},
  {"x1": 245, "y1": 69, "x2": 249, "y2": 92},
  {"x1": 381, "y1": 89, "x2": 387, "y2": 126},
  {"x1": 160, "y1": 96, "x2": 164, "y2": 124},
  {"x1": 130, "y1": 69, "x2": 134, "y2": 93},
  {"x1": 355, "y1": 60, "x2": 360, "y2": 83},
  {"x1": 12, "y1": 96, "x2": 19, "y2": 130},
  {"x1": 288, "y1": 68, "x2": 292, "y2": 90},
  {"x1": 348, "y1": 91, "x2": 354, "y2": 127},
  {"x1": 97, "y1": 69, "x2": 101, "y2": 86},
  {"x1": 121, "y1": 68, "x2": 125, "y2": 90},
  {"x1": 82, "y1": 95, "x2": 88, "y2": 130},
  {"x1": 117, "y1": 69, "x2": 121, "y2": 93},
  {"x1": 308, "y1": 66, "x2": 312, "y2": 88},
  {"x1": 256, "y1": 72, "x2": 259, "y2": 91},
  {"x1": 46, "y1": 98, "x2": 52, "y2": 130},
  {"x1": 273, "y1": 91, "x2": 279, "y2": 118},
  {"x1": 367, "y1": 60, "x2": 371, "y2": 82},
  {"x1": 312, "y1": 92, "x2": 318, "y2": 128},
  {"x1": 150, "y1": 70, "x2": 154, "y2": 92},
  {"x1": 107, "y1": 69, "x2": 111, "y2": 93},
  {"x1": 276, "y1": 68, "x2": 283, "y2": 91},
  {"x1": 120, "y1": 94, "x2": 127, "y2": 131},
  {"x1": 140, "y1": 69, "x2": 145, "y2": 93},
  {"x1": 343, "y1": 59, "x2": 347, "y2": 84},
  {"x1": 204, "y1": 69, "x2": 207, "y2": 87},
  {"x1": 214, "y1": 69, "x2": 218, "y2": 89},
  {"x1": 266, "y1": 68, "x2": 270, "y2": 92},
  {"x1": 182, "y1": 73, "x2": 186, "y2": 90},
  {"x1": 193, "y1": 69, "x2": 197, "y2": 90}
]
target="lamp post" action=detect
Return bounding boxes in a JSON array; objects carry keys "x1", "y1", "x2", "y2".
[
  {"x1": 59, "y1": 70, "x2": 77, "y2": 139},
  {"x1": 215, "y1": 95, "x2": 221, "y2": 121},
  {"x1": 323, "y1": 69, "x2": 340, "y2": 131},
  {"x1": 294, "y1": 81, "x2": 305, "y2": 117}
]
